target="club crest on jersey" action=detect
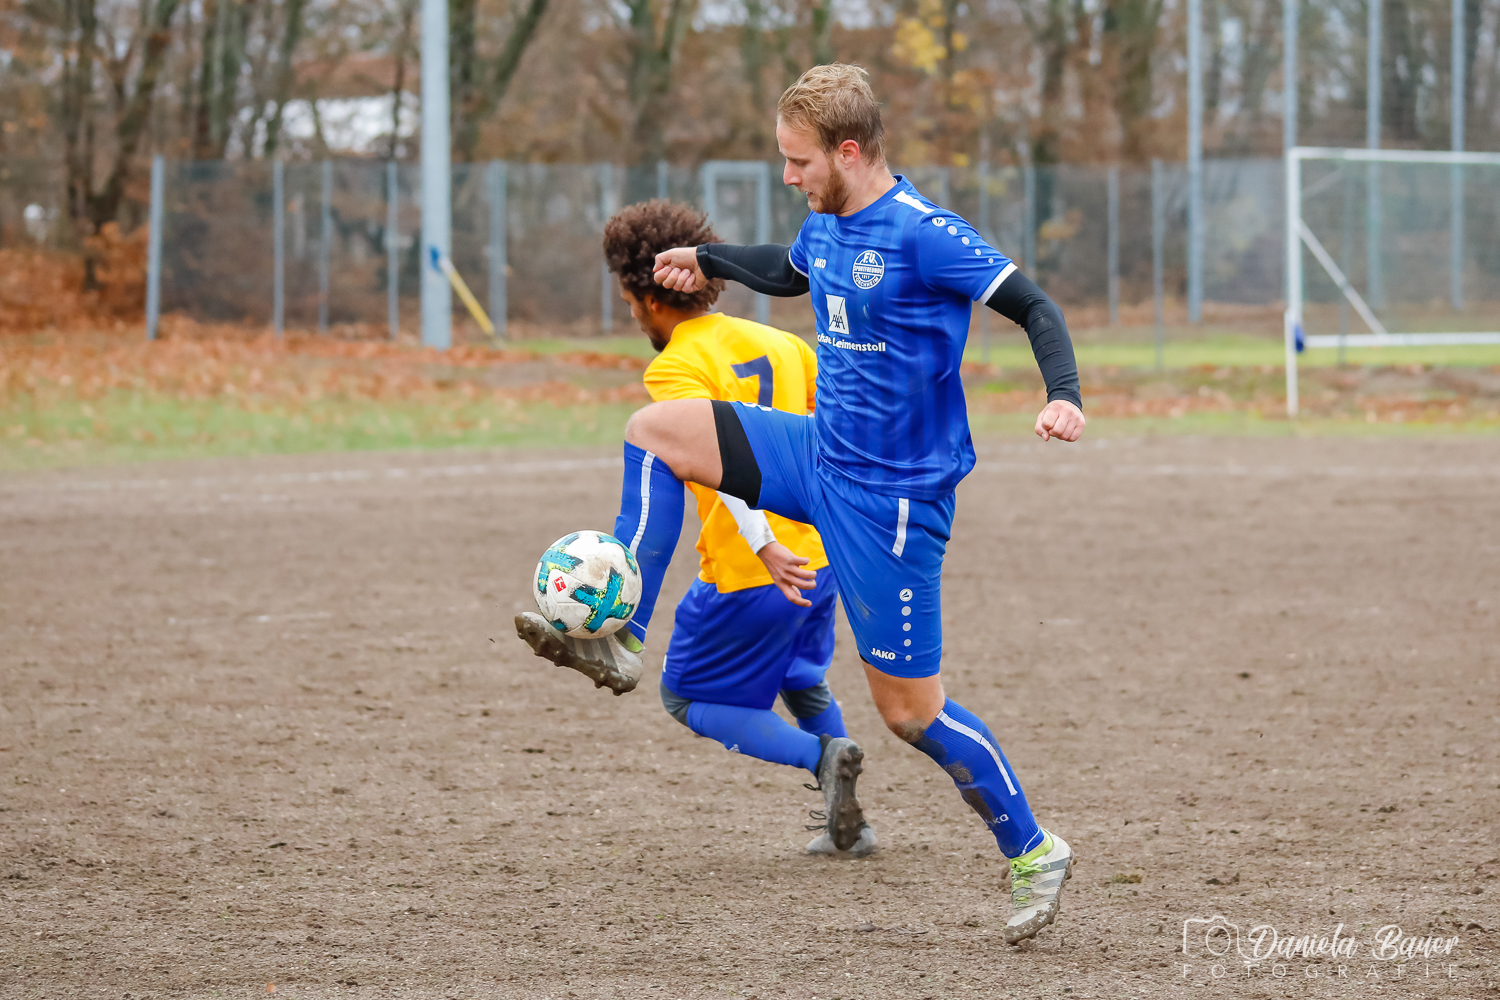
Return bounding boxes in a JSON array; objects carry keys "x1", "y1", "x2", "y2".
[
  {"x1": 852, "y1": 250, "x2": 885, "y2": 290},
  {"x1": 826, "y1": 295, "x2": 850, "y2": 334}
]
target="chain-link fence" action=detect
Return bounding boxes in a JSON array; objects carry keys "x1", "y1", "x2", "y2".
[{"x1": 11, "y1": 155, "x2": 1500, "y2": 339}]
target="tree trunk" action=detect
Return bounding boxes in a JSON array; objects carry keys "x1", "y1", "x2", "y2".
[
  {"x1": 88, "y1": 0, "x2": 184, "y2": 231},
  {"x1": 809, "y1": 0, "x2": 833, "y2": 66},
  {"x1": 627, "y1": 0, "x2": 690, "y2": 163},
  {"x1": 1103, "y1": 0, "x2": 1162, "y2": 161},
  {"x1": 262, "y1": 0, "x2": 309, "y2": 159},
  {"x1": 389, "y1": 0, "x2": 417, "y2": 160},
  {"x1": 452, "y1": 0, "x2": 551, "y2": 161}
]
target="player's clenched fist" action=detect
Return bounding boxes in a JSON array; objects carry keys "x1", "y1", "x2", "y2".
[
  {"x1": 1035, "y1": 399, "x2": 1085, "y2": 442},
  {"x1": 652, "y1": 247, "x2": 707, "y2": 292}
]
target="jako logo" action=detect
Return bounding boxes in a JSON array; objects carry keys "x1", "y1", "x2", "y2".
[{"x1": 869, "y1": 647, "x2": 896, "y2": 661}]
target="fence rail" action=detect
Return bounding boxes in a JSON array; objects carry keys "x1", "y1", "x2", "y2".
[{"x1": 7, "y1": 155, "x2": 1499, "y2": 348}]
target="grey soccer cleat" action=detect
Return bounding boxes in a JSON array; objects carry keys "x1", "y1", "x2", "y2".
[
  {"x1": 1002, "y1": 830, "x2": 1074, "y2": 945},
  {"x1": 806, "y1": 824, "x2": 878, "y2": 858},
  {"x1": 514, "y1": 612, "x2": 642, "y2": 696},
  {"x1": 803, "y1": 737, "x2": 869, "y2": 853}
]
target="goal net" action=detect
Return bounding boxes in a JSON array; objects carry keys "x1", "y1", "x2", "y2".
[{"x1": 1283, "y1": 146, "x2": 1500, "y2": 416}]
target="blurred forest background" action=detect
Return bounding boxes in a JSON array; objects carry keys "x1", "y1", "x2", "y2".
[{"x1": 2, "y1": 0, "x2": 1497, "y2": 252}]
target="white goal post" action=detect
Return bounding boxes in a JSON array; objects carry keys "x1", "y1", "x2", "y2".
[{"x1": 1283, "y1": 146, "x2": 1500, "y2": 417}]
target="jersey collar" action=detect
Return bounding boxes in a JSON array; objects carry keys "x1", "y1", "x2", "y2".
[
  {"x1": 664, "y1": 312, "x2": 719, "y2": 348},
  {"x1": 831, "y1": 175, "x2": 912, "y2": 231}
]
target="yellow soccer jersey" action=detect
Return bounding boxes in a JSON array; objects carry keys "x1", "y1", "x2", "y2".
[{"x1": 642, "y1": 312, "x2": 828, "y2": 593}]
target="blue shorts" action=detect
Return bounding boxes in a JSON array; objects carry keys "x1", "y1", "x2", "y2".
[
  {"x1": 725, "y1": 402, "x2": 953, "y2": 678},
  {"x1": 661, "y1": 567, "x2": 838, "y2": 710}
]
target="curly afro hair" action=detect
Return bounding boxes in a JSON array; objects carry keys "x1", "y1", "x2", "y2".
[{"x1": 603, "y1": 199, "x2": 724, "y2": 313}]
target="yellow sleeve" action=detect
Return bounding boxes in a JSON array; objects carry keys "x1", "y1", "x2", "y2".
[
  {"x1": 643, "y1": 353, "x2": 715, "y2": 402},
  {"x1": 798, "y1": 336, "x2": 818, "y2": 413}
]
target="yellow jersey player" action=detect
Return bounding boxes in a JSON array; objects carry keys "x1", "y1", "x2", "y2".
[{"x1": 515, "y1": 200, "x2": 873, "y2": 856}]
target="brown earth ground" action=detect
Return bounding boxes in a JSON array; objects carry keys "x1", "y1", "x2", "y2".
[{"x1": 2, "y1": 435, "x2": 1498, "y2": 999}]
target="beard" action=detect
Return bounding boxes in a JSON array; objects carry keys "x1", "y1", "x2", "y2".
[{"x1": 805, "y1": 155, "x2": 851, "y2": 214}]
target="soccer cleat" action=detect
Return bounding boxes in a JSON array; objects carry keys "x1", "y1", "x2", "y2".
[
  {"x1": 804, "y1": 737, "x2": 869, "y2": 853},
  {"x1": 514, "y1": 612, "x2": 642, "y2": 696},
  {"x1": 1002, "y1": 830, "x2": 1074, "y2": 945},
  {"x1": 806, "y1": 824, "x2": 878, "y2": 858}
]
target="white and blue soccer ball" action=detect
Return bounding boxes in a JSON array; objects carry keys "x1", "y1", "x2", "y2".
[{"x1": 533, "y1": 530, "x2": 642, "y2": 638}]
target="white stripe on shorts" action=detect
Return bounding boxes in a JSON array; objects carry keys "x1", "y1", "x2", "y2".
[
  {"x1": 892, "y1": 498, "x2": 909, "y2": 557},
  {"x1": 936, "y1": 709, "x2": 1019, "y2": 795},
  {"x1": 628, "y1": 452, "x2": 656, "y2": 554}
]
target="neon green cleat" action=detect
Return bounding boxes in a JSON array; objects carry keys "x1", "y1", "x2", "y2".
[{"x1": 1003, "y1": 830, "x2": 1074, "y2": 944}]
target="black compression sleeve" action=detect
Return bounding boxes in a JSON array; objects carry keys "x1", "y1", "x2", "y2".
[
  {"x1": 697, "y1": 243, "x2": 811, "y2": 297},
  {"x1": 985, "y1": 272, "x2": 1082, "y2": 409}
]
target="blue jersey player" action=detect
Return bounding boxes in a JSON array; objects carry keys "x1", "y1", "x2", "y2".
[{"x1": 638, "y1": 65, "x2": 1086, "y2": 944}]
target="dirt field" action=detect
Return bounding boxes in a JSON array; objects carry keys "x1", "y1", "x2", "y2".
[{"x1": 2, "y1": 434, "x2": 1498, "y2": 999}]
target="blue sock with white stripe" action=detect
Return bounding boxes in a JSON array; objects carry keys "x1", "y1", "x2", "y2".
[
  {"x1": 685, "y1": 702, "x2": 825, "y2": 774},
  {"x1": 911, "y1": 698, "x2": 1043, "y2": 858},
  {"x1": 613, "y1": 442, "x2": 685, "y2": 644}
]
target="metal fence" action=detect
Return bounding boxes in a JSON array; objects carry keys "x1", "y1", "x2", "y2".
[{"x1": 10, "y1": 155, "x2": 1500, "y2": 342}]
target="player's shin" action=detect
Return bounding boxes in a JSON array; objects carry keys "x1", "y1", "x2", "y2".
[
  {"x1": 613, "y1": 442, "x2": 687, "y2": 644},
  {"x1": 909, "y1": 698, "x2": 1044, "y2": 858},
  {"x1": 684, "y1": 702, "x2": 824, "y2": 773}
]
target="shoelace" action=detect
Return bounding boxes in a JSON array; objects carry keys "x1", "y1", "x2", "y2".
[
  {"x1": 803, "y1": 780, "x2": 827, "y2": 831},
  {"x1": 1010, "y1": 857, "x2": 1048, "y2": 905}
]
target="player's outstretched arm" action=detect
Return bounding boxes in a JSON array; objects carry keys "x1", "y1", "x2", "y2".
[
  {"x1": 654, "y1": 244, "x2": 811, "y2": 298},
  {"x1": 984, "y1": 272, "x2": 1086, "y2": 442}
]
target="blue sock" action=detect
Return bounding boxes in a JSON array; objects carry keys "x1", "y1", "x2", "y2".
[
  {"x1": 613, "y1": 442, "x2": 685, "y2": 643},
  {"x1": 685, "y1": 702, "x2": 824, "y2": 774},
  {"x1": 911, "y1": 698, "x2": 1043, "y2": 858},
  {"x1": 794, "y1": 701, "x2": 847, "y2": 739}
]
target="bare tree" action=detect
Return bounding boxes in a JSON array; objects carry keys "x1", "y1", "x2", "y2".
[{"x1": 451, "y1": 0, "x2": 553, "y2": 161}]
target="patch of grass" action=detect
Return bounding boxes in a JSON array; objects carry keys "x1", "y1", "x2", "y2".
[
  {"x1": 0, "y1": 391, "x2": 640, "y2": 471},
  {"x1": 970, "y1": 409, "x2": 1500, "y2": 438},
  {"x1": 965, "y1": 332, "x2": 1500, "y2": 369}
]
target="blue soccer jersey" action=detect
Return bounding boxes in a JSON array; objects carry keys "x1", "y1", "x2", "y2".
[{"x1": 788, "y1": 175, "x2": 1015, "y2": 500}]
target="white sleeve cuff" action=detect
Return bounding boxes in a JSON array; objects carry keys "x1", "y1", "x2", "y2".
[
  {"x1": 716, "y1": 491, "x2": 777, "y2": 553},
  {"x1": 977, "y1": 261, "x2": 1018, "y2": 302}
]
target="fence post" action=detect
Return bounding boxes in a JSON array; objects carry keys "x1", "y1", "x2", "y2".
[
  {"x1": 487, "y1": 160, "x2": 507, "y2": 341},
  {"x1": 1451, "y1": 0, "x2": 1465, "y2": 313},
  {"x1": 1022, "y1": 162, "x2": 1036, "y2": 273},
  {"x1": 1188, "y1": 0, "x2": 1204, "y2": 323},
  {"x1": 978, "y1": 154, "x2": 990, "y2": 364},
  {"x1": 599, "y1": 162, "x2": 614, "y2": 333},
  {"x1": 657, "y1": 160, "x2": 669, "y2": 201},
  {"x1": 1107, "y1": 165, "x2": 1120, "y2": 327},
  {"x1": 1339, "y1": 165, "x2": 1353, "y2": 362},
  {"x1": 386, "y1": 161, "x2": 399, "y2": 340},
  {"x1": 145, "y1": 154, "x2": 164, "y2": 341},
  {"x1": 1151, "y1": 159, "x2": 1165, "y2": 371},
  {"x1": 273, "y1": 159, "x2": 285, "y2": 338},
  {"x1": 318, "y1": 159, "x2": 331, "y2": 334},
  {"x1": 1284, "y1": 150, "x2": 1302, "y2": 419},
  {"x1": 755, "y1": 161, "x2": 771, "y2": 325},
  {"x1": 1366, "y1": 0, "x2": 1384, "y2": 308}
]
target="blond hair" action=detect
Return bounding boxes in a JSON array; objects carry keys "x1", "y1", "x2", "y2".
[{"x1": 776, "y1": 64, "x2": 886, "y2": 164}]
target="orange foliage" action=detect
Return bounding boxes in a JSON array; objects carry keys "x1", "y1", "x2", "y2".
[
  {"x1": 0, "y1": 230, "x2": 147, "y2": 335},
  {"x1": 0, "y1": 328, "x2": 651, "y2": 411}
]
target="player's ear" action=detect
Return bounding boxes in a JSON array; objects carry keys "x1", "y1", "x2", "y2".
[{"x1": 837, "y1": 139, "x2": 862, "y2": 166}]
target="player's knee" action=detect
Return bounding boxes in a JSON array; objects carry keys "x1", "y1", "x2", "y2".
[
  {"x1": 623, "y1": 404, "x2": 666, "y2": 451},
  {"x1": 659, "y1": 681, "x2": 692, "y2": 727},
  {"x1": 780, "y1": 680, "x2": 833, "y2": 719},
  {"x1": 882, "y1": 716, "x2": 930, "y2": 744}
]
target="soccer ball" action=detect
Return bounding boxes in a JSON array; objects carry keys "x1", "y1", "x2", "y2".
[{"x1": 533, "y1": 530, "x2": 642, "y2": 638}]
